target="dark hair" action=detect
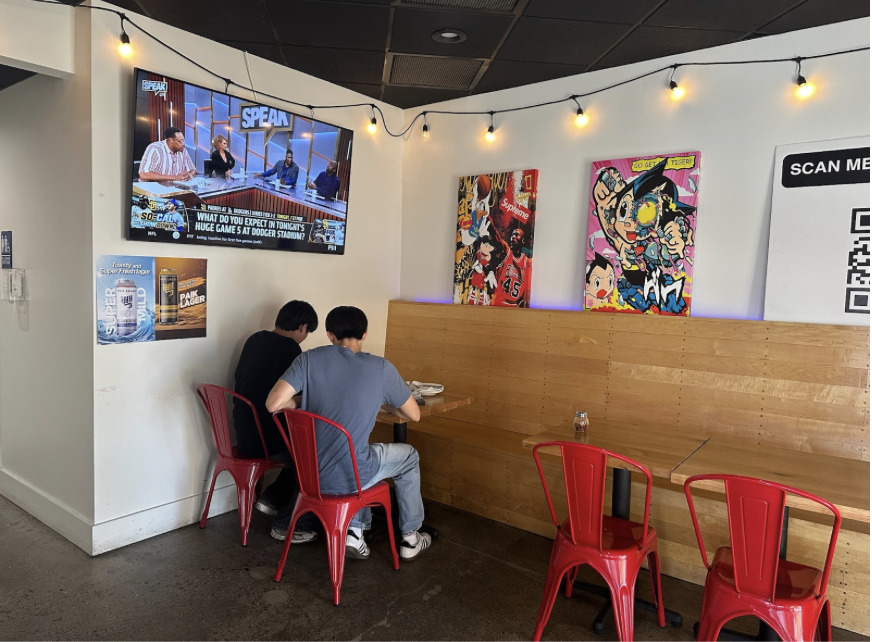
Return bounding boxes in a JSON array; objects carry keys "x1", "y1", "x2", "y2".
[
  {"x1": 586, "y1": 252, "x2": 611, "y2": 284},
  {"x1": 164, "y1": 126, "x2": 182, "y2": 140},
  {"x1": 275, "y1": 300, "x2": 318, "y2": 333},
  {"x1": 325, "y1": 306, "x2": 367, "y2": 340}
]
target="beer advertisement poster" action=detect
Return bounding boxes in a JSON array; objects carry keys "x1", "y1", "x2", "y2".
[
  {"x1": 586, "y1": 152, "x2": 700, "y2": 315},
  {"x1": 453, "y1": 169, "x2": 538, "y2": 307},
  {"x1": 154, "y1": 257, "x2": 207, "y2": 340},
  {"x1": 96, "y1": 254, "x2": 207, "y2": 345}
]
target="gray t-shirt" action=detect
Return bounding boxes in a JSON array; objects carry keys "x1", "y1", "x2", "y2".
[{"x1": 280, "y1": 345, "x2": 412, "y2": 494}]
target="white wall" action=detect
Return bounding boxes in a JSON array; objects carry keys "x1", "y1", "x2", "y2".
[
  {"x1": 0, "y1": 8, "x2": 94, "y2": 550},
  {"x1": 86, "y1": 3, "x2": 405, "y2": 551},
  {"x1": 0, "y1": 0, "x2": 74, "y2": 78},
  {"x1": 399, "y1": 19, "x2": 871, "y2": 319}
]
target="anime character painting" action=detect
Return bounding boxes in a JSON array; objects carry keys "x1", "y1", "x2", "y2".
[
  {"x1": 585, "y1": 153, "x2": 700, "y2": 315},
  {"x1": 454, "y1": 169, "x2": 538, "y2": 307}
]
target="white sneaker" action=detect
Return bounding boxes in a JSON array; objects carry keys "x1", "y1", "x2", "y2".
[
  {"x1": 346, "y1": 529, "x2": 370, "y2": 559},
  {"x1": 254, "y1": 498, "x2": 278, "y2": 516},
  {"x1": 400, "y1": 531, "x2": 432, "y2": 560}
]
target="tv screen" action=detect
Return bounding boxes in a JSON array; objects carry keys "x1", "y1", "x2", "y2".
[{"x1": 127, "y1": 68, "x2": 353, "y2": 255}]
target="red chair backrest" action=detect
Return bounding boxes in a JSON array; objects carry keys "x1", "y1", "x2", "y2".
[
  {"x1": 272, "y1": 408, "x2": 364, "y2": 501},
  {"x1": 196, "y1": 384, "x2": 268, "y2": 459},
  {"x1": 533, "y1": 441, "x2": 652, "y2": 553},
  {"x1": 684, "y1": 474, "x2": 841, "y2": 601}
]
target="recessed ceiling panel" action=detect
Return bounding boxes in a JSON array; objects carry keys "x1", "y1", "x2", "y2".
[
  {"x1": 391, "y1": 8, "x2": 513, "y2": 58},
  {"x1": 400, "y1": 0, "x2": 517, "y2": 10},
  {"x1": 645, "y1": 0, "x2": 802, "y2": 32},
  {"x1": 268, "y1": 0, "x2": 390, "y2": 50},
  {"x1": 282, "y1": 45, "x2": 386, "y2": 84},
  {"x1": 499, "y1": 18, "x2": 631, "y2": 65},
  {"x1": 597, "y1": 25, "x2": 743, "y2": 68},
  {"x1": 390, "y1": 55, "x2": 482, "y2": 89},
  {"x1": 141, "y1": 0, "x2": 274, "y2": 42},
  {"x1": 760, "y1": 0, "x2": 870, "y2": 34},
  {"x1": 524, "y1": 0, "x2": 661, "y2": 25},
  {"x1": 474, "y1": 59, "x2": 588, "y2": 93},
  {"x1": 383, "y1": 85, "x2": 469, "y2": 109}
]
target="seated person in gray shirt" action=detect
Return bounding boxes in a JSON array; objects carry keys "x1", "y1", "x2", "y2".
[{"x1": 266, "y1": 306, "x2": 432, "y2": 561}]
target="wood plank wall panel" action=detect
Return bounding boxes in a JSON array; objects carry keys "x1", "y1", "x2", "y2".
[{"x1": 385, "y1": 301, "x2": 870, "y2": 460}]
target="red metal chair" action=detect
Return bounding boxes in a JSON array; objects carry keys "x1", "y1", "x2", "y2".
[
  {"x1": 683, "y1": 474, "x2": 841, "y2": 642},
  {"x1": 532, "y1": 441, "x2": 666, "y2": 641},
  {"x1": 272, "y1": 408, "x2": 400, "y2": 605},
  {"x1": 196, "y1": 384, "x2": 284, "y2": 546}
]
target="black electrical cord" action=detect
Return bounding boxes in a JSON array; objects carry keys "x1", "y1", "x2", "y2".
[{"x1": 24, "y1": 0, "x2": 871, "y2": 138}]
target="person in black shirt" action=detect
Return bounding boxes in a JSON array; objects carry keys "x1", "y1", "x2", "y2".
[
  {"x1": 210, "y1": 135, "x2": 236, "y2": 178},
  {"x1": 234, "y1": 300, "x2": 319, "y2": 542}
]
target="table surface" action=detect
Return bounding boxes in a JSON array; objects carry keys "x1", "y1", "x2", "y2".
[
  {"x1": 670, "y1": 436, "x2": 870, "y2": 523},
  {"x1": 522, "y1": 420, "x2": 708, "y2": 481},
  {"x1": 375, "y1": 392, "x2": 475, "y2": 425}
]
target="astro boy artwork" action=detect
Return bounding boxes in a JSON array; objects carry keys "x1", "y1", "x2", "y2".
[{"x1": 585, "y1": 152, "x2": 700, "y2": 315}]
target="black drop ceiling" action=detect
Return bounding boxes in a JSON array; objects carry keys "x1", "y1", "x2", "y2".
[
  {"x1": 96, "y1": 0, "x2": 872, "y2": 107},
  {"x1": 0, "y1": 64, "x2": 35, "y2": 92}
]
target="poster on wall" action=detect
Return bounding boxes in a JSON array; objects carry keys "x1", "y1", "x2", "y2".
[
  {"x1": 127, "y1": 68, "x2": 353, "y2": 256},
  {"x1": 453, "y1": 169, "x2": 538, "y2": 307},
  {"x1": 764, "y1": 137, "x2": 870, "y2": 326},
  {"x1": 585, "y1": 152, "x2": 700, "y2": 315},
  {"x1": 96, "y1": 254, "x2": 207, "y2": 344}
]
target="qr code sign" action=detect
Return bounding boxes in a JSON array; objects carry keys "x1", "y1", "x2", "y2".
[{"x1": 846, "y1": 207, "x2": 870, "y2": 314}]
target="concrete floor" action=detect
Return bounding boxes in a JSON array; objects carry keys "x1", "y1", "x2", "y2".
[{"x1": 0, "y1": 494, "x2": 865, "y2": 641}]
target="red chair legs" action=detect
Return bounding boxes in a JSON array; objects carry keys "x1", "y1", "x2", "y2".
[
  {"x1": 274, "y1": 486, "x2": 400, "y2": 605},
  {"x1": 696, "y1": 595, "x2": 831, "y2": 642},
  {"x1": 200, "y1": 462, "x2": 271, "y2": 546},
  {"x1": 199, "y1": 463, "x2": 224, "y2": 529}
]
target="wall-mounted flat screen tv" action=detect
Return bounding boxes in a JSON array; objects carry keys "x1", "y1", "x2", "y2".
[{"x1": 127, "y1": 68, "x2": 353, "y2": 254}]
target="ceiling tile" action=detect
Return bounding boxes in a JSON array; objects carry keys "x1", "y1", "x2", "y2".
[
  {"x1": 268, "y1": 0, "x2": 390, "y2": 50},
  {"x1": 524, "y1": 0, "x2": 661, "y2": 25},
  {"x1": 140, "y1": 0, "x2": 274, "y2": 42},
  {"x1": 281, "y1": 45, "x2": 386, "y2": 84},
  {"x1": 0, "y1": 64, "x2": 35, "y2": 92},
  {"x1": 474, "y1": 59, "x2": 588, "y2": 93},
  {"x1": 311, "y1": 0, "x2": 392, "y2": 3},
  {"x1": 645, "y1": 0, "x2": 800, "y2": 32},
  {"x1": 597, "y1": 25, "x2": 743, "y2": 68},
  {"x1": 333, "y1": 81, "x2": 382, "y2": 99},
  {"x1": 105, "y1": 0, "x2": 149, "y2": 16},
  {"x1": 498, "y1": 18, "x2": 631, "y2": 65},
  {"x1": 760, "y1": 0, "x2": 870, "y2": 34},
  {"x1": 382, "y1": 85, "x2": 469, "y2": 108},
  {"x1": 220, "y1": 41, "x2": 286, "y2": 66},
  {"x1": 390, "y1": 8, "x2": 514, "y2": 58}
]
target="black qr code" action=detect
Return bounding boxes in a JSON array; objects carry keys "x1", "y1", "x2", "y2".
[{"x1": 846, "y1": 208, "x2": 870, "y2": 314}]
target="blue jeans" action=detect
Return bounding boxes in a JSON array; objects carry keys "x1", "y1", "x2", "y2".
[{"x1": 351, "y1": 443, "x2": 424, "y2": 536}]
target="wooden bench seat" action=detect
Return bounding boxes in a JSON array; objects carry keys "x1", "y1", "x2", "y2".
[{"x1": 381, "y1": 301, "x2": 870, "y2": 634}]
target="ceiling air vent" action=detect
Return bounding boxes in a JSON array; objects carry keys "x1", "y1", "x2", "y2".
[
  {"x1": 398, "y1": 0, "x2": 518, "y2": 11},
  {"x1": 389, "y1": 55, "x2": 483, "y2": 89}
]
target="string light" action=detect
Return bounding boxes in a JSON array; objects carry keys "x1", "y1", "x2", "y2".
[
  {"x1": 118, "y1": 28, "x2": 132, "y2": 58},
  {"x1": 485, "y1": 112, "x2": 495, "y2": 142},
  {"x1": 669, "y1": 65, "x2": 685, "y2": 100},
  {"x1": 571, "y1": 96, "x2": 588, "y2": 127},
  {"x1": 39, "y1": 1, "x2": 867, "y2": 140},
  {"x1": 795, "y1": 58, "x2": 815, "y2": 99},
  {"x1": 421, "y1": 113, "x2": 430, "y2": 140}
]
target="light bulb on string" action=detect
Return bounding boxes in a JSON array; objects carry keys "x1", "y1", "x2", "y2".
[
  {"x1": 367, "y1": 116, "x2": 377, "y2": 133},
  {"x1": 422, "y1": 113, "x2": 430, "y2": 140},
  {"x1": 485, "y1": 112, "x2": 495, "y2": 142},
  {"x1": 794, "y1": 58, "x2": 815, "y2": 99},
  {"x1": 571, "y1": 96, "x2": 588, "y2": 127},
  {"x1": 668, "y1": 65, "x2": 685, "y2": 100},
  {"x1": 118, "y1": 30, "x2": 132, "y2": 58}
]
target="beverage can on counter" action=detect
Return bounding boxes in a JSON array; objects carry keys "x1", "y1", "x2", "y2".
[
  {"x1": 159, "y1": 268, "x2": 178, "y2": 325},
  {"x1": 115, "y1": 279, "x2": 138, "y2": 336}
]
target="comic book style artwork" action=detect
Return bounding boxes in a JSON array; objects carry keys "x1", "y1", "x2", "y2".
[
  {"x1": 453, "y1": 169, "x2": 538, "y2": 307},
  {"x1": 585, "y1": 152, "x2": 700, "y2": 315}
]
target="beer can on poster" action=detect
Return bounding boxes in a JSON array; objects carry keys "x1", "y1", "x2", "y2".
[
  {"x1": 115, "y1": 279, "x2": 138, "y2": 336},
  {"x1": 159, "y1": 268, "x2": 178, "y2": 324}
]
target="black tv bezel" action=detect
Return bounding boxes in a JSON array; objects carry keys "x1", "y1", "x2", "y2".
[{"x1": 125, "y1": 67, "x2": 353, "y2": 256}]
